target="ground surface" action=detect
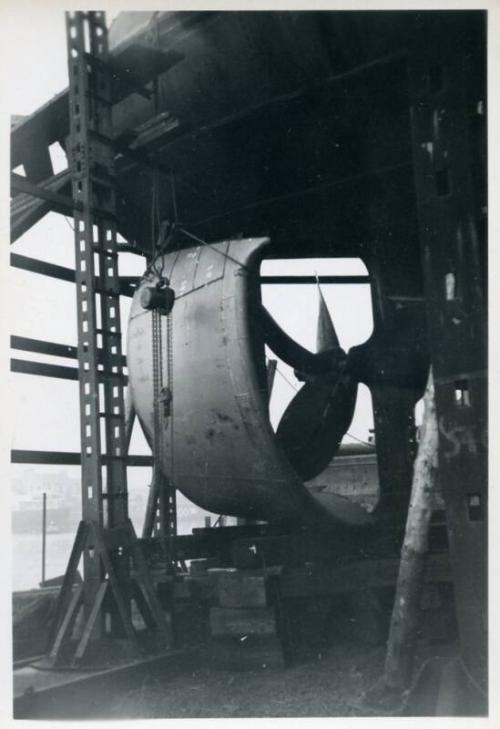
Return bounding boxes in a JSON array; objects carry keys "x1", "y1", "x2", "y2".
[
  {"x1": 107, "y1": 641, "x2": 389, "y2": 718},
  {"x1": 13, "y1": 589, "x2": 458, "y2": 718}
]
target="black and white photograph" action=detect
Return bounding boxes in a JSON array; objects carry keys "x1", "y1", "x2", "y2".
[{"x1": 2, "y1": 1, "x2": 495, "y2": 722}]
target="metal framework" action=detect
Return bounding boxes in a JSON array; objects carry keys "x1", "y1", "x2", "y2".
[
  {"x1": 42, "y1": 11, "x2": 168, "y2": 666},
  {"x1": 68, "y1": 9, "x2": 126, "y2": 532},
  {"x1": 408, "y1": 14, "x2": 487, "y2": 701}
]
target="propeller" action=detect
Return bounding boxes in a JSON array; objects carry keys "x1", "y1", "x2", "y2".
[
  {"x1": 274, "y1": 282, "x2": 358, "y2": 481},
  {"x1": 258, "y1": 286, "x2": 429, "y2": 483}
]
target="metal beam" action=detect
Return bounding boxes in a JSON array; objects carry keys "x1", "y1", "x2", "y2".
[
  {"x1": 10, "y1": 253, "x2": 136, "y2": 296},
  {"x1": 11, "y1": 336, "x2": 77, "y2": 360},
  {"x1": 10, "y1": 170, "x2": 71, "y2": 243},
  {"x1": 11, "y1": 450, "x2": 153, "y2": 467},
  {"x1": 11, "y1": 172, "x2": 117, "y2": 222},
  {"x1": 117, "y1": 275, "x2": 141, "y2": 289},
  {"x1": 11, "y1": 28, "x2": 188, "y2": 170},
  {"x1": 11, "y1": 173, "x2": 78, "y2": 216},
  {"x1": 11, "y1": 169, "x2": 70, "y2": 203},
  {"x1": 10, "y1": 358, "x2": 128, "y2": 382},
  {"x1": 10, "y1": 253, "x2": 74, "y2": 282},
  {"x1": 10, "y1": 358, "x2": 78, "y2": 381},
  {"x1": 116, "y1": 244, "x2": 147, "y2": 257},
  {"x1": 260, "y1": 275, "x2": 370, "y2": 285},
  {"x1": 10, "y1": 335, "x2": 127, "y2": 367}
]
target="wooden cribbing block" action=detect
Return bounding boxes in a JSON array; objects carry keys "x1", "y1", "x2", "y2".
[
  {"x1": 206, "y1": 567, "x2": 238, "y2": 582},
  {"x1": 189, "y1": 558, "x2": 218, "y2": 575},
  {"x1": 209, "y1": 606, "x2": 276, "y2": 638},
  {"x1": 214, "y1": 571, "x2": 268, "y2": 608}
]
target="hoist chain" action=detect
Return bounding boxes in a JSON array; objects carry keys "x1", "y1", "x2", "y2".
[
  {"x1": 166, "y1": 311, "x2": 177, "y2": 556},
  {"x1": 150, "y1": 266, "x2": 177, "y2": 569}
]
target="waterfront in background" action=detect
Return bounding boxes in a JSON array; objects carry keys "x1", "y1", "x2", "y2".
[
  {"x1": 12, "y1": 498, "x2": 217, "y2": 593},
  {"x1": 12, "y1": 530, "x2": 77, "y2": 592},
  {"x1": 11, "y1": 453, "x2": 382, "y2": 592},
  {"x1": 11, "y1": 470, "x2": 218, "y2": 592}
]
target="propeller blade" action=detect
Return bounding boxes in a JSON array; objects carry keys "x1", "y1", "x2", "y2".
[
  {"x1": 316, "y1": 279, "x2": 340, "y2": 352},
  {"x1": 276, "y1": 374, "x2": 358, "y2": 481},
  {"x1": 258, "y1": 303, "x2": 336, "y2": 376},
  {"x1": 266, "y1": 358, "x2": 277, "y2": 400},
  {"x1": 276, "y1": 284, "x2": 358, "y2": 481}
]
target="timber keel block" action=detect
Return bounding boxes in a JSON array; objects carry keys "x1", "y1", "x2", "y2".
[
  {"x1": 210, "y1": 606, "x2": 276, "y2": 637},
  {"x1": 208, "y1": 567, "x2": 276, "y2": 608},
  {"x1": 208, "y1": 603, "x2": 284, "y2": 672},
  {"x1": 206, "y1": 567, "x2": 285, "y2": 669}
]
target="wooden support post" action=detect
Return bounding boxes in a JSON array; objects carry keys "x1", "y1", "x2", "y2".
[{"x1": 383, "y1": 368, "x2": 438, "y2": 690}]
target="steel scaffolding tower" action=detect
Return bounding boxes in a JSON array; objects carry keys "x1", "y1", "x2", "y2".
[{"x1": 46, "y1": 11, "x2": 168, "y2": 667}]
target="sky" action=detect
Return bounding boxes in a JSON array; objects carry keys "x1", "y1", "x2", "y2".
[{"x1": 6, "y1": 9, "x2": 376, "y2": 489}]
